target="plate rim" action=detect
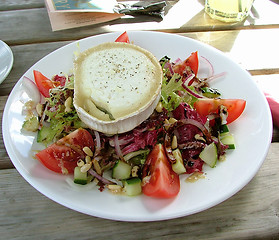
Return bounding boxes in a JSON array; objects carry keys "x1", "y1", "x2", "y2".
[
  {"x1": 2, "y1": 31, "x2": 273, "y2": 222},
  {"x1": 0, "y1": 40, "x2": 14, "y2": 84}
]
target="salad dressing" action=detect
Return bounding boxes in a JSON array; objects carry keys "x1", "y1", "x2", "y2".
[{"x1": 186, "y1": 172, "x2": 206, "y2": 183}]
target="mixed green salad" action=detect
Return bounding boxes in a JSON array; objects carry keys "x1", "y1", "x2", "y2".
[{"x1": 22, "y1": 32, "x2": 246, "y2": 198}]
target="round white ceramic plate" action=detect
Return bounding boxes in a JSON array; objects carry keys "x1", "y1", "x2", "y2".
[
  {"x1": 0, "y1": 40, "x2": 13, "y2": 84},
  {"x1": 2, "y1": 31, "x2": 272, "y2": 222}
]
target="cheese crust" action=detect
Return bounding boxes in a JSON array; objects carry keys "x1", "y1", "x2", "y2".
[{"x1": 73, "y1": 42, "x2": 162, "y2": 134}]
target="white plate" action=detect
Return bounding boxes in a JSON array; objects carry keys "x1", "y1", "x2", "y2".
[
  {"x1": 0, "y1": 40, "x2": 13, "y2": 84},
  {"x1": 2, "y1": 31, "x2": 272, "y2": 222}
]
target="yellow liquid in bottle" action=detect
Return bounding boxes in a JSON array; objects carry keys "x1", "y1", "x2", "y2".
[{"x1": 205, "y1": 0, "x2": 253, "y2": 22}]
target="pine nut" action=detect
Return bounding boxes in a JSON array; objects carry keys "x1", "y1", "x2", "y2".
[
  {"x1": 173, "y1": 149, "x2": 183, "y2": 162},
  {"x1": 195, "y1": 134, "x2": 206, "y2": 142},
  {"x1": 169, "y1": 117, "x2": 177, "y2": 124},
  {"x1": 77, "y1": 159, "x2": 84, "y2": 167},
  {"x1": 92, "y1": 158, "x2": 102, "y2": 175},
  {"x1": 25, "y1": 100, "x2": 35, "y2": 110},
  {"x1": 172, "y1": 135, "x2": 178, "y2": 149},
  {"x1": 36, "y1": 103, "x2": 43, "y2": 117},
  {"x1": 107, "y1": 184, "x2": 122, "y2": 194},
  {"x1": 64, "y1": 97, "x2": 72, "y2": 112},
  {"x1": 164, "y1": 119, "x2": 170, "y2": 130},
  {"x1": 131, "y1": 166, "x2": 139, "y2": 177},
  {"x1": 155, "y1": 102, "x2": 163, "y2": 112},
  {"x1": 85, "y1": 155, "x2": 91, "y2": 164},
  {"x1": 80, "y1": 162, "x2": 92, "y2": 173},
  {"x1": 83, "y1": 146, "x2": 93, "y2": 157}
]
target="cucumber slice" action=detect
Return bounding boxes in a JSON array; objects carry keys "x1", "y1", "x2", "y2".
[
  {"x1": 74, "y1": 167, "x2": 88, "y2": 185},
  {"x1": 219, "y1": 124, "x2": 229, "y2": 134},
  {"x1": 220, "y1": 133, "x2": 235, "y2": 149},
  {"x1": 123, "y1": 149, "x2": 149, "y2": 165},
  {"x1": 112, "y1": 160, "x2": 132, "y2": 180},
  {"x1": 22, "y1": 116, "x2": 39, "y2": 132},
  {"x1": 123, "y1": 178, "x2": 142, "y2": 196},
  {"x1": 37, "y1": 125, "x2": 56, "y2": 143},
  {"x1": 172, "y1": 149, "x2": 186, "y2": 174},
  {"x1": 199, "y1": 142, "x2": 218, "y2": 168},
  {"x1": 201, "y1": 87, "x2": 221, "y2": 98}
]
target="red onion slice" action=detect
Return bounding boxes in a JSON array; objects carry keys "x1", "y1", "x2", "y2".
[
  {"x1": 182, "y1": 84, "x2": 205, "y2": 99},
  {"x1": 113, "y1": 134, "x2": 124, "y2": 159},
  {"x1": 180, "y1": 118, "x2": 212, "y2": 142},
  {"x1": 164, "y1": 61, "x2": 174, "y2": 75},
  {"x1": 93, "y1": 130, "x2": 101, "y2": 156},
  {"x1": 168, "y1": 118, "x2": 212, "y2": 143},
  {"x1": 183, "y1": 72, "x2": 195, "y2": 86},
  {"x1": 21, "y1": 76, "x2": 42, "y2": 103},
  {"x1": 205, "y1": 72, "x2": 227, "y2": 83},
  {"x1": 197, "y1": 56, "x2": 214, "y2": 79},
  {"x1": 88, "y1": 169, "x2": 115, "y2": 185}
]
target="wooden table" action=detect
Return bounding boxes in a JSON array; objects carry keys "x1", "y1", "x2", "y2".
[{"x1": 1, "y1": 0, "x2": 279, "y2": 239}]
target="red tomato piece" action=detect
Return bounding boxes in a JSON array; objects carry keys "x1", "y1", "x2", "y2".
[
  {"x1": 186, "y1": 51, "x2": 199, "y2": 76},
  {"x1": 33, "y1": 70, "x2": 56, "y2": 98},
  {"x1": 194, "y1": 99, "x2": 246, "y2": 124},
  {"x1": 115, "y1": 31, "x2": 130, "y2": 43},
  {"x1": 173, "y1": 51, "x2": 199, "y2": 76},
  {"x1": 35, "y1": 129, "x2": 94, "y2": 174},
  {"x1": 142, "y1": 144, "x2": 180, "y2": 198}
]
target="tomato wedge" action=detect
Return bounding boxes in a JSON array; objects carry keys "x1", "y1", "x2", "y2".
[
  {"x1": 35, "y1": 129, "x2": 94, "y2": 174},
  {"x1": 33, "y1": 70, "x2": 56, "y2": 98},
  {"x1": 173, "y1": 51, "x2": 199, "y2": 76},
  {"x1": 142, "y1": 144, "x2": 180, "y2": 198},
  {"x1": 115, "y1": 31, "x2": 130, "y2": 43},
  {"x1": 185, "y1": 51, "x2": 199, "y2": 76},
  {"x1": 194, "y1": 99, "x2": 246, "y2": 124}
]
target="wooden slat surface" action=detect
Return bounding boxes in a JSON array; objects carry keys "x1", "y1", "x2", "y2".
[{"x1": 1, "y1": 0, "x2": 279, "y2": 45}]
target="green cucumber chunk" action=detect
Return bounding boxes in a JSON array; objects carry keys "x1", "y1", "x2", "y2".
[
  {"x1": 123, "y1": 177, "x2": 142, "y2": 196},
  {"x1": 123, "y1": 149, "x2": 149, "y2": 165},
  {"x1": 112, "y1": 160, "x2": 132, "y2": 180},
  {"x1": 199, "y1": 142, "x2": 218, "y2": 168},
  {"x1": 22, "y1": 116, "x2": 39, "y2": 132},
  {"x1": 201, "y1": 87, "x2": 221, "y2": 98},
  {"x1": 220, "y1": 133, "x2": 235, "y2": 149},
  {"x1": 219, "y1": 124, "x2": 229, "y2": 134},
  {"x1": 74, "y1": 167, "x2": 88, "y2": 185},
  {"x1": 37, "y1": 125, "x2": 56, "y2": 143}
]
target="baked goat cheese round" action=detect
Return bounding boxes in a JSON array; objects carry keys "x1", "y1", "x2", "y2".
[{"x1": 73, "y1": 42, "x2": 163, "y2": 134}]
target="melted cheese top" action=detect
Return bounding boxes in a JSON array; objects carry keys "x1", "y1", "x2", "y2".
[{"x1": 74, "y1": 42, "x2": 162, "y2": 121}]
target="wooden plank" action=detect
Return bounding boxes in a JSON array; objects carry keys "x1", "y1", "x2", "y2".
[
  {"x1": 0, "y1": 0, "x2": 178, "y2": 11},
  {"x1": 0, "y1": 142, "x2": 278, "y2": 239},
  {"x1": 1, "y1": 0, "x2": 279, "y2": 45},
  {"x1": 0, "y1": 41, "x2": 71, "y2": 96},
  {"x1": 254, "y1": 74, "x2": 279, "y2": 142},
  {"x1": 0, "y1": 95, "x2": 14, "y2": 169},
  {"x1": 0, "y1": 0, "x2": 44, "y2": 11},
  {"x1": 273, "y1": 127, "x2": 279, "y2": 142}
]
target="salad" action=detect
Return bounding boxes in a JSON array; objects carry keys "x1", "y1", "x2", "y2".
[{"x1": 21, "y1": 32, "x2": 246, "y2": 198}]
